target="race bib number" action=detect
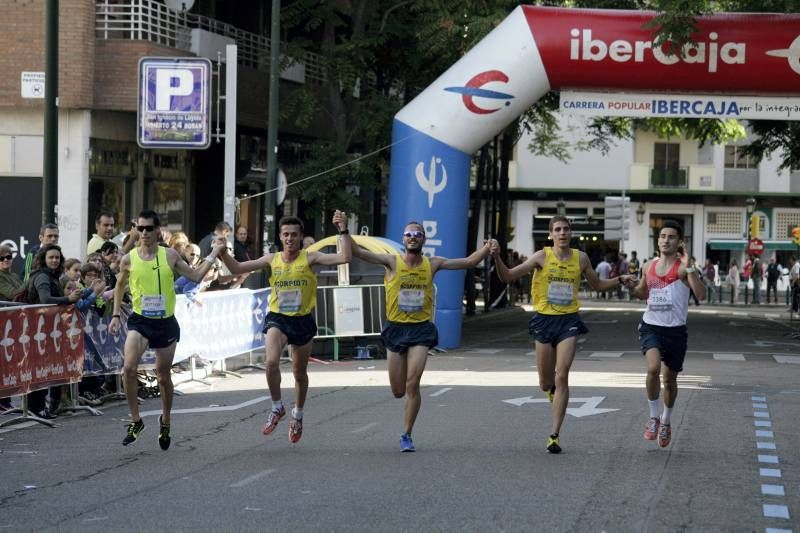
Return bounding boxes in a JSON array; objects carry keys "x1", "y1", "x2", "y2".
[
  {"x1": 648, "y1": 287, "x2": 673, "y2": 311},
  {"x1": 141, "y1": 295, "x2": 166, "y2": 317},
  {"x1": 547, "y1": 282, "x2": 574, "y2": 306},
  {"x1": 399, "y1": 289, "x2": 424, "y2": 312},
  {"x1": 277, "y1": 289, "x2": 302, "y2": 312}
]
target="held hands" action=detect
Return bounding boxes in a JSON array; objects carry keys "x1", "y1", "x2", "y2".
[
  {"x1": 67, "y1": 288, "x2": 83, "y2": 303},
  {"x1": 91, "y1": 279, "x2": 107, "y2": 296},
  {"x1": 487, "y1": 239, "x2": 501, "y2": 257},
  {"x1": 332, "y1": 210, "x2": 347, "y2": 232},
  {"x1": 109, "y1": 315, "x2": 120, "y2": 336},
  {"x1": 618, "y1": 274, "x2": 636, "y2": 288}
]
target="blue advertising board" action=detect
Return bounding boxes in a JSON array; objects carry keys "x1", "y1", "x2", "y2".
[{"x1": 137, "y1": 57, "x2": 212, "y2": 149}]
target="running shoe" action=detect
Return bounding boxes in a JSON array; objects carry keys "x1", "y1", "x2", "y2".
[
  {"x1": 657, "y1": 423, "x2": 672, "y2": 448},
  {"x1": 643, "y1": 416, "x2": 660, "y2": 441},
  {"x1": 400, "y1": 432, "x2": 415, "y2": 452},
  {"x1": 158, "y1": 415, "x2": 171, "y2": 451},
  {"x1": 289, "y1": 415, "x2": 303, "y2": 444},
  {"x1": 122, "y1": 418, "x2": 145, "y2": 446},
  {"x1": 545, "y1": 385, "x2": 556, "y2": 403},
  {"x1": 546, "y1": 433, "x2": 562, "y2": 454},
  {"x1": 261, "y1": 406, "x2": 286, "y2": 435}
]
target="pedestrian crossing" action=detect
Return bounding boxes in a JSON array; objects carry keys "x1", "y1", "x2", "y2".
[{"x1": 583, "y1": 351, "x2": 799, "y2": 364}]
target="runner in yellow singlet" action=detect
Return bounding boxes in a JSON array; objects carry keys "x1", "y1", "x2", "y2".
[
  {"x1": 345, "y1": 222, "x2": 492, "y2": 452},
  {"x1": 218, "y1": 211, "x2": 350, "y2": 444},
  {"x1": 490, "y1": 215, "x2": 633, "y2": 453},
  {"x1": 110, "y1": 210, "x2": 225, "y2": 450}
]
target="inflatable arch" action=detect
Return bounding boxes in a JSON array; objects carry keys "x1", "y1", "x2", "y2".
[{"x1": 386, "y1": 5, "x2": 800, "y2": 347}]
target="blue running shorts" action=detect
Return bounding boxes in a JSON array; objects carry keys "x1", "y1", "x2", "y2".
[
  {"x1": 528, "y1": 312, "x2": 588, "y2": 347},
  {"x1": 381, "y1": 321, "x2": 439, "y2": 353},
  {"x1": 638, "y1": 321, "x2": 688, "y2": 372},
  {"x1": 263, "y1": 312, "x2": 317, "y2": 346}
]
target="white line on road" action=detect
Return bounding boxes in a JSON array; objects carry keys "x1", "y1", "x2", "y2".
[
  {"x1": 752, "y1": 396, "x2": 767, "y2": 402},
  {"x1": 765, "y1": 528, "x2": 792, "y2": 533},
  {"x1": 713, "y1": 353, "x2": 745, "y2": 361},
  {"x1": 760, "y1": 468, "x2": 782, "y2": 478},
  {"x1": 754, "y1": 411, "x2": 770, "y2": 418},
  {"x1": 757, "y1": 441, "x2": 777, "y2": 450},
  {"x1": 472, "y1": 349, "x2": 501, "y2": 354},
  {"x1": 429, "y1": 387, "x2": 453, "y2": 397},
  {"x1": 752, "y1": 403, "x2": 769, "y2": 409},
  {"x1": 231, "y1": 469, "x2": 276, "y2": 488},
  {"x1": 755, "y1": 430, "x2": 774, "y2": 438},
  {"x1": 589, "y1": 352, "x2": 624, "y2": 358},
  {"x1": 762, "y1": 504, "x2": 790, "y2": 519},
  {"x1": 758, "y1": 454, "x2": 779, "y2": 464},
  {"x1": 82, "y1": 517, "x2": 108, "y2": 522},
  {"x1": 140, "y1": 396, "x2": 269, "y2": 417},
  {"x1": 351, "y1": 422, "x2": 378, "y2": 434},
  {"x1": 773, "y1": 355, "x2": 800, "y2": 364},
  {"x1": 754, "y1": 420, "x2": 772, "y2": 427},
  {"x1": 761, "y1": 484, "x2": 785, "y2": 496}
]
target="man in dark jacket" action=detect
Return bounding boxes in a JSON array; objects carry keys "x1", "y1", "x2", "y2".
[{"x1": 766, "y1": 257, "x2": 780, "y2": 303}]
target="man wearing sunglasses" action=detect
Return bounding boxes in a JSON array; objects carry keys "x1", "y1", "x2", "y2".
[
  {"x1": 218, "y1": 210, "x2": 350, "y2": 444},
  {"x1": 345, "y1": 222, "x2": 492, "y2": 452},
  {"x1": 109, "y1": 210, "x2": 225, "y2": 450}
]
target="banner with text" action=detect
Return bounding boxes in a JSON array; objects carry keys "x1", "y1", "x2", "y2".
[{"x1": 560, "y1": 91, "x2": 800, "y2": 120}]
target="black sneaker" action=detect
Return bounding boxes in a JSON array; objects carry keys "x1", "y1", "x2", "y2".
[
  {"x1": 158, "y1": 416, "x2": 171, "y2": 451},
  {"x1": 122, "y1": 418, "x2": 145, "y2": 446},
  {"x1": 546, "y1": 433, "x2": 562, "y2": 454}
]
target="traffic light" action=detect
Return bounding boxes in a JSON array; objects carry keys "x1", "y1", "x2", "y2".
[
  {"x1": 749, "y1": 214, "x2": 760, "y2": 239},
  {"x1": 604, "y1": 196, "x2": 630, "y2": 241},
  {"x1": 792, "y1": 226, "x2": 800, "y2": 246}
]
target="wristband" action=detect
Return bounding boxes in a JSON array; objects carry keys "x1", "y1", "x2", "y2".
[
  {"x1": 112, "y1": 314, "x2": 120, "y2": 319},
  {"x1": 338, "y1": 229, "x2": 349, "y2": 235},
  {"x1": 685, "y1": 267, "x2": 696, "y2": 273},
  {"x1": 204, "y1": 255, "x2": 216, "y2": 264}
]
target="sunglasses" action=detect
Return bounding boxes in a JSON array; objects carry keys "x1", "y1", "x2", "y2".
[
  {"x1": 136, "y1": 225, "x2": 157, "y2": 233},
  {"x1": 0, "y1": 255, "x2": 12, "y2": 261},
  {"x1": 403, "y1": 231, "x2": 425, "y2": 239}
]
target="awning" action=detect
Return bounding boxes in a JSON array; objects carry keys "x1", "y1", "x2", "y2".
[{"x1": 707, "y1": 239, "x2": 798, "y2": 251}]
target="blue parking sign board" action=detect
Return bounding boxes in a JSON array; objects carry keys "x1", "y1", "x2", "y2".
[{"x1": 138, "y1": 57, "x2": 212, "y2": 149}]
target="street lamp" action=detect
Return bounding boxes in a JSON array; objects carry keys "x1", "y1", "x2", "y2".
[
  {"x1": 636, "y1": 204, "x2": 645, "y2": 225},
  {"x1": 556, "y1": 199, "x2": 566, "y2": 216}
]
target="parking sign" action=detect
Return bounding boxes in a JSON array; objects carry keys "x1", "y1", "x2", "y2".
[{"x1": 138, "y1": 57, "x2": 212, "y2": 149}]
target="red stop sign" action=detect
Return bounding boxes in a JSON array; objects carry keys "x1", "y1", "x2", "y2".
[{"x1": 747, "y1": 238, "x2": 765, "y2": 256}]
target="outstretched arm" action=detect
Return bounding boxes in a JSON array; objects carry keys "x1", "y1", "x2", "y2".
[
  {"x1": 491, "y1": 243, "x2": 542, "y2": 283},
  {"x1": 581, "y1": 252, "x2": 634, "y2": 291},
  {"x1": 172, "y1": 245, "x2": 224, "y2": 283},
  {"x1": 430, "y1": 240, "x2": 492, "y2": 274},
  {"x1": 219, "y1": 243, "x2": 272, "y2": 275},
  {"x1": 309, "y1": 209, "x2": 352, "y2": 267},
  {"x1": 345, "y1": 233, "x2": 395, "y2": 270}
]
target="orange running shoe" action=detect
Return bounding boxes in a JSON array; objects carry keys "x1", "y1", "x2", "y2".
[
  {"x1": 261, "y1": 406, "x2": 286, "y2": 435},
  {"x1": 643, "y1": 417, "x2": 659, "y2": 441},
  {"x1": 657, "y1": 423, "x2": 672, "y2": 448},
  {"x1": 289, "y1": 415, "x2": 303, "y2": 443}
]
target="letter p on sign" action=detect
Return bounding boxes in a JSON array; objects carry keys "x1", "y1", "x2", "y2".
[{"x1": 155, "y1": 69, "x2": 194, "y2": 111}]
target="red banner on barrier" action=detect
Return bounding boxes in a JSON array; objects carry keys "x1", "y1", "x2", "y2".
[{"x1": 0, "y1": 305, "x2": 84, "y2": 398}]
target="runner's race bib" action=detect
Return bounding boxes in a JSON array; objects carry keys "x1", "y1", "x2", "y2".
[
  {"x1": 648, "y1": 287, "x2": 673, "y2": 311},
  {"x1": 547, "y1": 282, "x2": 574, "y2": 305},
  {"x1": 141, "y1": 295, "x2": 166, "y2": 317},
  {"x1": 399, "y1": 289, "x2": 424, "y2": 312},
  {"x1": 277, "y1": 289, "x2": 302, "y2": 312}
]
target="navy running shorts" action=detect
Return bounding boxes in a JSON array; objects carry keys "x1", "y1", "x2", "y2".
[
  {"x1": 528, "y1": 312, "x2": 588, "y2": 347},
  {"x1": 263, "y1": 312, "x2": 317, "y2": 346},
  {"x1": 381, "y1": 321, "x2": 439, "y2": 353},
  {"x1": 638, "y1": 321, "x2": 688, "y2": 373},
  {"x1": 127, "y1": 313, "x2": 180, "y2": 349}
]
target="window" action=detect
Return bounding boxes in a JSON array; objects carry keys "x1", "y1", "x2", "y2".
[
  {"x1": 652, "y1": 143, "x2": 685, "y2": 187},
  {"x1": 724, "y1": 145, "x2": 757, "y2": 169}
]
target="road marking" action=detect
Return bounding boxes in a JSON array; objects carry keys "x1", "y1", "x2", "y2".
[
  {"x1": 762, "y1": 504, "x2": 790, "y2": 519},
  {"x1": 754, "y1": 411, "x2": 770, "y2": 418},
  {"x1": 731, "y1": 311, "x2": 747, "y2": 316},
  {"x1": 351, "y1": 422, "x2": 377, "y2": 434},
  {"x1": 429, "y1": 387, "x2": 453, "y2": 397},
  {"x1": 761, "y1": 484, "x2": 785, "y2": 496},
  {"x1": 713, "y1": 353, "x2": 745, "y2": 361},
  {"x1": 82, "y1": 517, "x2": 108, "y2": 522},
  {"x1": 140, "y1": 396, "x2": 269, "y2": 417},
  {"x1": 757, "y1": 441, "x2": 777, "y2": 450},
  {"x1": 754, "y1": 420, "x2": 772, "y2": 427},
  {"x1": 755, "y1": 430, "x2": 774, "y2": 438},
  {"x1": 753, "y1": 403, "x2": 769, "y2": 409},
  {"x1": 760, "y1": 468, "x2": 782, "y2": 478},
  {"x1": 589, "y1": 351, "x2": 623, "y2": 358},
  {"x1": 503, "y1": 396, "x2": 618, "y2": 417},
  {"x1": 758, "y1": 454, "x2": 779, "y2": 464},
  {"x1": 231, "y1": 469, "x2": 276, "y2": 488},
  {"x1": 773, "y1": 355, "x2": 800, "y2": 364},
  {"x1": 765, "y1": 528, "x2": 792, "y2": 533},
  {"x1": 244, "y1": 507, "x2": 262, "y2": 512},
  {"x1": 472, "y1": 349, "x2": 500, "y2": 354},
  {"x1": 752, "y1": 396, "x2": 766, "y2": 402},
  {"x1": 764, "y1": 313, "x2": 781, "y2": 318}
]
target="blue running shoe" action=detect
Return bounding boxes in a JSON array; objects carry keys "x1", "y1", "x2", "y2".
[{"x1": 400, "y1": 432, "x2": 415, "y2": 452}]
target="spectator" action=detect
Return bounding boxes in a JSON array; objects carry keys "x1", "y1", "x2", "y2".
[
  {"x1": 766, "y1": 256, "x2": 780, "y2": 304},
  {"x1": 26, "y1": 244, "x2": 84, "y2": 419},
  {"x1": 790, "y1": 256, "x2": 800, "y2": 313},
  {"x1": 742, "y1": 256, "x2": 753, "y2": 284},
  {"x1": 727, "y1": 259, "x2": 740, "y2": 304},
  {"x1": 302, "y1": 235, "x2": 316, "y2": 250},
  {"x1": 616, "y1": 252, "x2": 629, "y2": 299},
  {"x1": 234, "y1": 225, "x2": 252, "y2": 261},
  {"x1": 595, "y1": 255, "x2": 612, "y2": 299},
  {"x1": 751, "y1": 256, "x2": 763, "y2": 304},
  {"x1": 198, "y1": 221, "x2": 232, "y2": 257},
  {"x1": 87, "y1": 209, "x2": 117, "y2": 255},
  {"x1": 61, "y1": 258, "x2": 82, "y2": 288},
  {"x1": 703, "y1": 258, "x2": 716, "y2": 302},
  {"x1": 0, "y1": 244, "x2": 22, "y2": 301},
  {"x1": 168, "y1": 231, "x2": 191, "y2": 261},
  {"x1": 24, "y1": 223, "x2": 59, "y2": 281},
  {"x1": 628, "y1": 250, "x2": 640, "y2": 279},
  {"x1": 98, "y1": 241, "x2": 120, "y2": 289}
]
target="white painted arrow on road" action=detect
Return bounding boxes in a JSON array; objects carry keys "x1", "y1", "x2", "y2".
[{"x1": 503, "y1": 396, "x2": 619, "y2": 418}]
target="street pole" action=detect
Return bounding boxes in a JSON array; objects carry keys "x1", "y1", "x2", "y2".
[
  {"x1": 263, "y1": 0, "x2": 280, "y2": 254},
  {"x1": 42, "y1": 0, "x2": 58, "y2": 224},
  {"x1": 223, "y1": 45, "x2": 237, "y2": 232}
]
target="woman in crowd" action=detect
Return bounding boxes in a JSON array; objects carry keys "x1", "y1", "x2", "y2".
[
  {"x1": 727, "y1": 259, "x2": 740, "y2": 304},
  {"x1": 0, "y1": 244, "x2": 22, "y2": 301}
]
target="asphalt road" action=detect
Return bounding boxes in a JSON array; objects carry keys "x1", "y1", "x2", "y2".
[{"x1": 1, "y1": 304, "x2": 798, "y2": 532}]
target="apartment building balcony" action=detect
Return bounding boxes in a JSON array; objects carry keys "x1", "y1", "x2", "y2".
[
  {"x1": 629, "y1": 163, "x2": 718, "y2": 191},
  {"x1": 95, "y1": 0, "x2": 325, "y2": 84}
]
